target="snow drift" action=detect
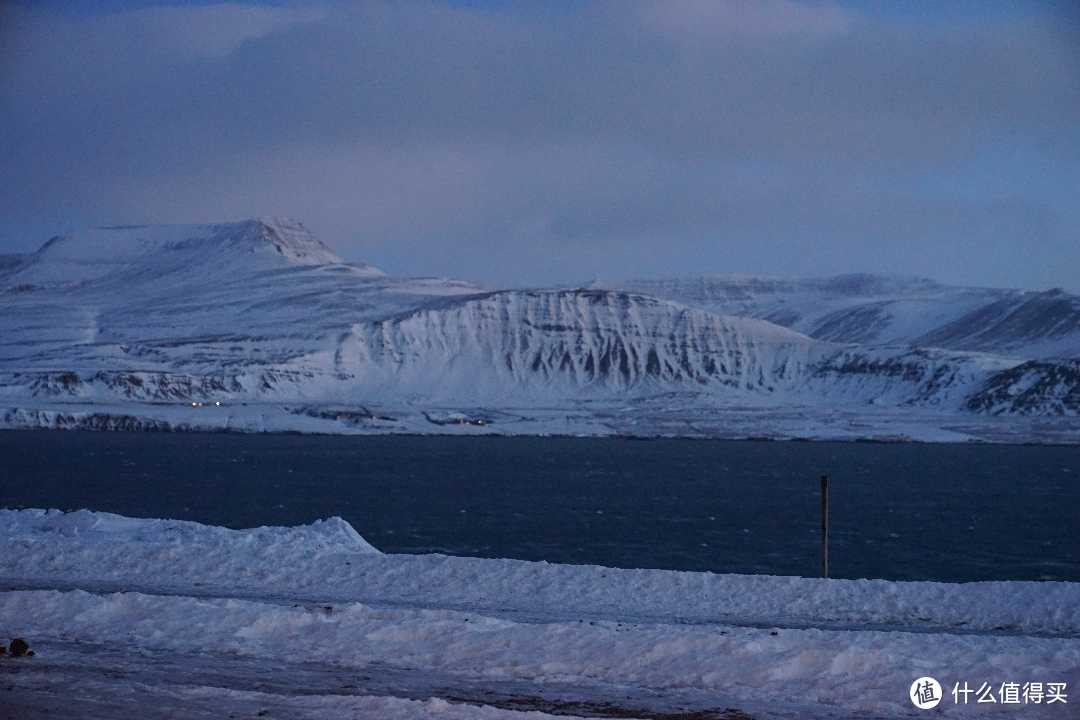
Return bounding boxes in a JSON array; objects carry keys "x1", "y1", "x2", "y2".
[{"x1": 3, "y1": 509, "x2": 1079, "y2": 719}]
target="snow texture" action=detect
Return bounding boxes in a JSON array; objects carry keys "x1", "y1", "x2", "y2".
[
  {"x1": 1, "y1": 220, "x2": 1079, "y2": 439},
  {"x1": 2, "y1": 510, "x2": 1078, "y2": 718}
]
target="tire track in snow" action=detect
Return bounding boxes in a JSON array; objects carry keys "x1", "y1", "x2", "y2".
[{"x1": 4, "y1": 638, "x2": 774, "y2": 720}]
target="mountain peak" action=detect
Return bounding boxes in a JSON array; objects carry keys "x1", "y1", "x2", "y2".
[
  {"x1": 8, "y1": 218, "x2": 352, "y2": 288},
  {"x1": 33, "y1": 218, "x2": 342, "y2": 266},
  {"x1": 239, "y1": 217, "x2": 344, "y2": 266}
]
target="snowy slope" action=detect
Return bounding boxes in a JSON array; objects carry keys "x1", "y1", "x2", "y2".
[
  {"x1": 606, "y1": 274, "x2": 1080, "y2": 359},
  {"x1": 1, "y1": 220, "x2": 1079, "y2": 432},
  {"x1": 917, "y1": 289, "x2": 1080, "y2": 358},
  {"x1": 340, "y1": 289, "x2": 822, "y2": 400},
  {"x1": 14, "y1": 218, "x2": 344, "y2": 289},
  {"x1": 965, "y1": 359, "x2": 1080, "y2": 416},
  {"x1": 3, "y1": 510, "x2": 1078, "y2": 718},
  {"x1": 0, "y1": 218, "x2": 478, "y2": 380}
]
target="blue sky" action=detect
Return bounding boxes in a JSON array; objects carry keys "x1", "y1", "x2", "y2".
[{"x1": 2, "y1": 0, "x2": 1078, "y2": 289}]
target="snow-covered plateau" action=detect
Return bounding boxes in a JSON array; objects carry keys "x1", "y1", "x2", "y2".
[
  {"x1": 2, "y1": 509, "x2": 1078, "y2": 718},
  {"x1": 1, "y1": 218, "x2": 1078, "y2": 441}
]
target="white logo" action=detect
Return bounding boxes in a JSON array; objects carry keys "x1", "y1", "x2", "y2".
[{"x1": 911, "y1": 677, "x2": 943, "y2": 709}]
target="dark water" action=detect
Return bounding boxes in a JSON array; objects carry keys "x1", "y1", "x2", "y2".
[{"x1": 1, "y1": 431, "x2": 1078, "y2": 582}]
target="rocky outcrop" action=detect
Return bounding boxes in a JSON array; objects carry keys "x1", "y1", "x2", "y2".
[{"x1": 966, "y1": 360, "x2": 1080, "y2": 416}]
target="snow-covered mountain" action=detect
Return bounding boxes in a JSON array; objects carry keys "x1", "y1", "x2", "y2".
[
  {"x1": 602, "y1": 274, "x2": 1080, "y2": 359},
  {"x1": 0, "y1": 218, "x2": 476, "y2": 377},
  {"x1": 341, "y1": 289, "x2": 821, "y2": 400},
  {"x1": 1, "y1": 220, "x2": 1078, "y2": 438}
]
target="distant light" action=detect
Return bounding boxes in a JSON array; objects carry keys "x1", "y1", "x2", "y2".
[
  {"x1": 215, "y1": 401, "x2": 221, "y2": 406},
  {"x1": 191, "y1": 402, "x2": 197, "y2": 407}
]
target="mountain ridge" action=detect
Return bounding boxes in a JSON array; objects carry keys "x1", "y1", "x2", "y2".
[
  {"x1": 601, "y1": 274, "x2": 1080, "y2": 359},
  {"x1": 1, "y1": 220, "x2": 1078, "y2": 438}
]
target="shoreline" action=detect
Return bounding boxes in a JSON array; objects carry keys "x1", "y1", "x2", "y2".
[{"x1": 3, "y1": 414, "x2": 1079, "y2": 447}]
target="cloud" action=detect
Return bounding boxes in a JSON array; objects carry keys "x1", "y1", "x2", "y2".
[
  {"x1": 635, "y1": 0, "x2": 853, "y2": 40},
  {"x1": 1, "y1": 0, "x2": 1078, "y2": 289}
]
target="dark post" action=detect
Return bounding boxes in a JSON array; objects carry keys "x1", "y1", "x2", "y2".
[{"x1": 820, "y1": 474, "x2": 829, "y2": 578}]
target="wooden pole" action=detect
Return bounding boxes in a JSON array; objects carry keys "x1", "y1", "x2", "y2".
[{"x1": 820, "y1": 474, "x2": 829, "y2": 578}]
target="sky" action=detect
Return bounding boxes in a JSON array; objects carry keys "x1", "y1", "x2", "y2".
[{"x1": 1, "y1": 0, "x2": 1078, "y2": 289}]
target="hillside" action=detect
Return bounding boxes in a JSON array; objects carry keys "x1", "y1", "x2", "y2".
[
  {"x1": 1, "y1": 221, "x2": 1079, "y2": 439},
  {"x1": 604, "y1": 274, "x2": 1080, "y2": 359}
]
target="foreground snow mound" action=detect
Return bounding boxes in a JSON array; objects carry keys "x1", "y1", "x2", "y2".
[
  {"x1": 0, "y1": 508, "x2": 380, "y2": 560},
  {"x1": 5, "y1": 588, "x2": 1077, "y2": 719},
  {"x1": 3, "y1": 509, "x2": 1079, "y2": 637},
  {"x1": 3, "y1": 510, "x2": 1079, "y2": 718}
]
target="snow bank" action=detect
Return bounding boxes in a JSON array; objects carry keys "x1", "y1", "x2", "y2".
[
  {"x1": 3, "y1": 510, "x2": 1079, "y2": 718},
  {"x1": 0, "y1": 508, "x2": 380, "y2": 570},
  {"x1": 2, "y1": 509, "x2": 1078, "y2": 637},
  {"x1": 4, "y1": 588, "x2": 1077, "y2": 718}
]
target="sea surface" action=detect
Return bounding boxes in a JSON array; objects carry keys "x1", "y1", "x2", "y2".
[{"x1": 2, "y1": 431, "x2": 1077, "y2": 582}]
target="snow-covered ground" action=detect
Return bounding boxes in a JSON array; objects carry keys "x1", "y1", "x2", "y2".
[
  {"x1": 6, "y1": 397, "x2": 1080, "y2": 444},
  {"x1": 2, "y1": 509, "x2": 1077, "y2": 718}
]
